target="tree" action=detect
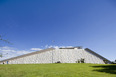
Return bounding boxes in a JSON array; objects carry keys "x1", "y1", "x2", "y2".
[
  {"x1": 0, "y1": 35, "x2": 11, "y2": 58},
  {"x1": 0, "y1": 35, "x2": 10, "y2": 44},
  {"x1": 0, "y1": 53, "x2": 2, "y2": 58}
]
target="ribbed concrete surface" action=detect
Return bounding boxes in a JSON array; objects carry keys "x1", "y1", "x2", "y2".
[{"x1": 0, "y1": 48, "x2": 105, "y2": 64}]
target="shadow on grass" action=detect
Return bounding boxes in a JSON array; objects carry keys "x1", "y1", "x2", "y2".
[{"x1": 91, "y1": 64, "x2": 116, "y2": 74}]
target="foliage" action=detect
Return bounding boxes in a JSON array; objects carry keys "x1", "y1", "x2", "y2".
[
  {"x1": 0, "y1": 35, "x2": 11, "y2": 58},
  {"x1": 0, "y1": 63, "x2": 116, "y2": 77},
  {"x1": 0, "y1": 35, "x2": 10, "y2": 44},
  {"x1": 0, "y1": 53, "x2": 2, "y2": 58}
]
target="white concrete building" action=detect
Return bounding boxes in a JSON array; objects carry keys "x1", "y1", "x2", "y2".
[{"x1": 0, "y1": 47, "x2": 111, "y2": 64}]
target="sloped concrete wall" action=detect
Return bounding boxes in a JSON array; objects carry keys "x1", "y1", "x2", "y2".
[{"x1": 3, "y1": 48, "x2": 105, "y2": 64}]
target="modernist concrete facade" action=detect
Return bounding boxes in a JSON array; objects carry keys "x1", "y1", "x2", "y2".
[{"x1": 0, "y1": 47, "x2": 111, "y2": 64}]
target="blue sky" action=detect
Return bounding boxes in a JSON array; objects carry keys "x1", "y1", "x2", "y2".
[{"x1": 0, "y1": 0, "x2": 116, "y2": 61}]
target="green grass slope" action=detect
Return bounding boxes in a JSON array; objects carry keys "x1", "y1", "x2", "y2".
[{"x1": 0, "y1": 63, "x2": 116, "y2": 77}]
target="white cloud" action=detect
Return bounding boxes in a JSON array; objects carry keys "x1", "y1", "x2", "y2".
[
  {"x1": 30, "y1": 48, "x2": 42, "y2": 51},
  {"x1": 45, "y1": 45, "x2": 73, "y2": 49},
  {"x1": 0, "y1": 46, "x2": 42, "y2": 61}
]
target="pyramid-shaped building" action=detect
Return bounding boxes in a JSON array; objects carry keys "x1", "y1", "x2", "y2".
[{"x1": 0, "y1": 47, "x2": 111, "y2": 64}]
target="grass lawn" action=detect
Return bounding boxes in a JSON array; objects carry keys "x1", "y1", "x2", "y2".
[{"x1": 0, "y1": 63, "x2": 116, "y2": 77}]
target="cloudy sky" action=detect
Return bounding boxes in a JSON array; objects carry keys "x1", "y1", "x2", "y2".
[{"x1": 0, "y1": 0, "x2": 116, "y2": 61}]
